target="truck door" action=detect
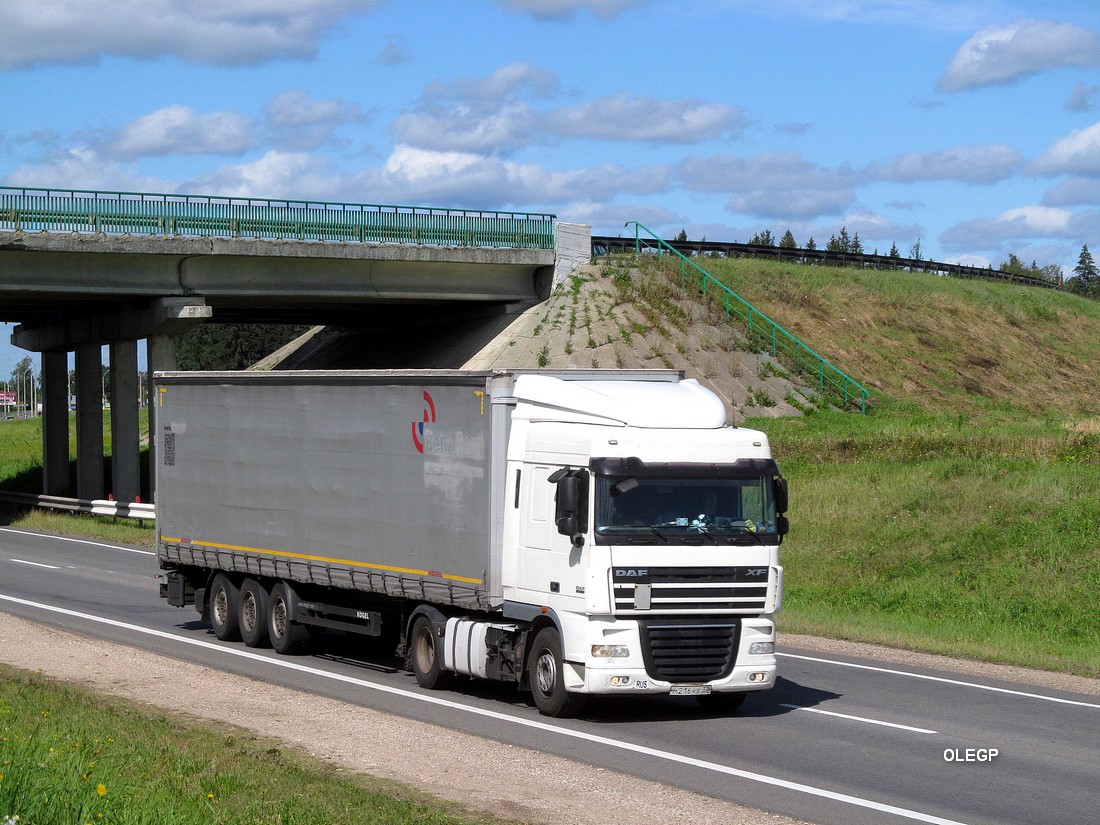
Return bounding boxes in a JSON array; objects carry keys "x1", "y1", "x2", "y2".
[{"x1": 520, "y1": 464, "x2": 585, "y2": 604}]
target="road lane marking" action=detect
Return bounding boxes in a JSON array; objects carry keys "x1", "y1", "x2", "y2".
[
  {"x1": 1, "y1": 593, "x2": 968, "y2": 825},
  {"x1": 9, "y1": 559, "x2": 60, "y2": 570},
  {"x1": 779, "y1": 703, "x2": 937, "y2": 734},
  {"x1": 0, "y1": 527, "x2": 155, "y2": 556},
  {"x1": 778, "y1": 652, "x2": 1100, "y2": 710}
]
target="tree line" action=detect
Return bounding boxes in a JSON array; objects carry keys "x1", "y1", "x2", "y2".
[{"x1": 676, "y1": 226, "x2": 1100, "y2": 297}]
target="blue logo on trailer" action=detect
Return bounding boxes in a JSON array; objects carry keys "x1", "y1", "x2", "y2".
[{"x1": 411, "y1": 391, "x2": 436, "y2": 454}]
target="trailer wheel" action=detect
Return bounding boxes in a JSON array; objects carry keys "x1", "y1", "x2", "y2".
[
  {"x1": 209, "y1": 574, "x2": 241, "y2": 642},
  {"x1": 410, "y1": 616, "x2": 454, "y2": 690},
  {"x1": 268, "y1": 582, "x2": 312, "y2": 655},
  {"x1": 239, "y1": 579, "x2": 271, "y2": 648},
  {"x1": 529, "y1": 628, "x2": 586, "y2": 718}
]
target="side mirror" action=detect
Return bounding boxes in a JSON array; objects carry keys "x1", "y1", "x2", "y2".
[
  {"x1": 773, "y1": 477, "x2": 788, "y2": 514},
  {"x1": 777, "y1": 515, "x2": 790, "y2": 537}
]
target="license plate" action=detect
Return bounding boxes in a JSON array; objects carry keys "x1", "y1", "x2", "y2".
[{"x1": 670, "y1": 685, "x2": 712, "y2": 696}]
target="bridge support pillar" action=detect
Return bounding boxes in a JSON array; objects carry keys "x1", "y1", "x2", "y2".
[
  {"x1": 74, "y1": 344, "x2": 104, "y2": 501},
  {"x1": 109, "y1": 340, "x2": 140, "y2": 503},
  {"x1": 41, "y1": 351, "x2": 70, "y2": 496}
]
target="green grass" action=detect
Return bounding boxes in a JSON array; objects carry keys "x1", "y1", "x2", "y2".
[
  {"x1": 0, "y1": 666, "x2": 516, "y2": 825},
  {"x1": 748, "y1": 403, "x2": 1100, "y2": 677}
]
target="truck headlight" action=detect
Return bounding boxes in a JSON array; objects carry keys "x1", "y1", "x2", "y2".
[
  {"x1": 748, "y1": 641, "x2": 774, "y2": 656},
  {"x1": 591, "y1": 644, "x2": 630, "y2": 658}
]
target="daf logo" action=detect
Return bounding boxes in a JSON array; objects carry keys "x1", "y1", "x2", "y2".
[
  {"x1": 615, "y1": 568, "x2": 648, "y2": 577},
  {"x1": 744, "y1": 568, "x2": 767, "y2": 577}
]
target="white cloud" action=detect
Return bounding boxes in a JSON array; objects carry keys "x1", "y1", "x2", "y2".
[
  {"x1": 424, "y1": 62, "x2": 559, "y2": 101},
  {"x1": 547, "y1": 93, "x2": 747, "y2": 143},
  {"x1": 0, "y1": 0, "x2": 379, "y2": 68},
  {"x1": 112, "y1": 105, "x2": 256, "y2": 158},
  {"x1": 495, "y1": 0, "x2": 643, "y2": 21},
  {"x1": 2, "y1": 145, "x2": 172, "y2": 192},
  {"x1": 1043, "y1": 176, "x2": 1100, "y2": 206},
  {"x1": 1065, "y1": 82, "x2": 1100, "y2": 112},
  {"x1": 938, "y1": 19, "x2": 1100, "y2": 92},
  {"x1": 941, "y1": 204, "x2": 1075, "y2": 251},
  {"x1": 869, "y1": 145, "x2": 1023, "y2": 184},
  {"x1": 368, "y1": 145, "x2": 669, "y2": 207},
  {"x1": 264, "y1": 90, "x2": 366, "y2": 150},
  {"x1": 184, "y1": 150, "x2": 338, "y2": 200},
  {"x1": 1033, "y1": 122, "x2": 1100, "y2": 176},
  {"x1": 378, "y1": 34, "x2": 412, "y2": 66},
  {"x1": 676, "y1": 152, "x2": 857, "y2": 219},
  {"x1": 391, "y1": 102, "x2": 538, "y2": 154},
  {"x1": 394, "y1": 85, "x2": 744, "y2": 153}
]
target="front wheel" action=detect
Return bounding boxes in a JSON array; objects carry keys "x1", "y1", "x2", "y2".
[
  {"x1": 528, "y1": 628, "x2": 586, "y2": 718},
  {"x1": 409, "y1": 616, "x2": 454, "y2": 690}
]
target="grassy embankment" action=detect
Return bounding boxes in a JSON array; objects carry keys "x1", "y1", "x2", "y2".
[
  {"x1": 0, "y1": 665, "x2": 514, "y2": 825},
  {"x1": 695, "y1": 257, "x2": 1100, "y2": 677}
]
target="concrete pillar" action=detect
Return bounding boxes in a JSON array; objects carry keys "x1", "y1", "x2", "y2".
[
  {"x1": 41, "y1": 351, "x2": 70, "y2": 495},
  {"x1": 75, "y1": 344, "x2": 104, "y2": 501},
  {"x1": 109, "y1": 340, "x2": 140, "y2": 502},
  {"x1": 146, "y1": 334, "x2": 178, "y2": 504}
]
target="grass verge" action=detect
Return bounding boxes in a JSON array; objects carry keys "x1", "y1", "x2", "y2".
[
  {"x1": 0, "y1": 665, "x2": 515, "y2": 825},
  {"x1": 753, "y1": 405, "x2": 1100, "y2": 677}
]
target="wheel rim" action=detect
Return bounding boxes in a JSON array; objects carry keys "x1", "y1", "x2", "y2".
[
  {"x1": 213, "y1": 588, "x2": 228, "y2": 627},
  {"x1": 271, "y1": 597, "x2": 288, "y2": 639},
  {"x1": 241, "y1": 592, "x2": 257, "y2": 632},
  {"x1": 535, "y1": 650, "x2": 557, "y2": 697},
  {"x1": 414, "y1": 627, "x2": 435, "y2": 673}
]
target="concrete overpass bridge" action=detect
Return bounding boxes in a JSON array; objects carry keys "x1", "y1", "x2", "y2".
[{"x1": 1, "y1": 185, "x2": 590, "y2": 504}]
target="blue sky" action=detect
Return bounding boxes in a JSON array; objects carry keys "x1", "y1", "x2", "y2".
[{"x1": 4, "y1": 0, "x2": 1100, "y2": 376}]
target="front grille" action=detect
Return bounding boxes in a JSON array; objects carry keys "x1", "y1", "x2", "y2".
[
  {"x1": 638, "y1": 619, "x2": 741, "y2": 682},
  {"x1": 612, "y1": 566, "x2": 770, "y2": 614}
]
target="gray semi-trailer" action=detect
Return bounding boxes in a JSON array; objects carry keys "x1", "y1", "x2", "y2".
[{"x1": 156, "y1": 369, "x2": 787, "y2": 717}]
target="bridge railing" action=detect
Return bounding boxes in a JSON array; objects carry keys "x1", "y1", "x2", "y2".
[
  {"x1": 0, "y1": 186, "x2": 556, "y2": 250},
  {"x1": 623, "y1": 222, "x2": 871, "y2": 414}
]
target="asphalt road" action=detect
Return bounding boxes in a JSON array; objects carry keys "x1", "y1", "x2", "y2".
[{"x1": 1, "y1": 527, "x2": 1097, "y2": 825}]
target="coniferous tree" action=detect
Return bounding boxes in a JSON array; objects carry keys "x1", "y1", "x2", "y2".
[
  {"x1": 851, "y1": 232, "x2": 863, "y2": 255},
  {"x1": 888, "y1": 242, "x2": 900, "y2": 257},
  {"x1": 1074, "y1": 244, "x2": 1097, "y2": 291},
  {"x1": 779, "y1": 229, "x2": 796, "y2": 248},
  {"x1": 749, "y1": 229, "x2": 775, "y2": 247},
  {"x1": 805, "y1": 237, "x2": 817, "y2": 250}
]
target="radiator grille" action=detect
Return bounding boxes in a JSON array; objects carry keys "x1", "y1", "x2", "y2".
[
  {"x1": 638, "y1": 619, "x2": 741, "y2": 682},
  {"x1": 612, "y1": 566, "x2": 769, "y2": 614}
]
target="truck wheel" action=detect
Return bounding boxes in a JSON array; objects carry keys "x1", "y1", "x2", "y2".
[
  {"x1": 209, "y1": 574, "x2": 241, "y2": 641},
  {"x1": 239, "y1": 579, "x2": 271, "y2": 648},
  {"x1": 697, "y1": 692, "x2": 747, "y2": 714},
  {"x1": 409, "y1": 616, "x2": 454, "y2": 690},
  {"x1": 268, "y1": 582, "x2": 312, "y2": 655},
  {"x1": 529, "y1": 628, "x2": 586, "y2": 718}
]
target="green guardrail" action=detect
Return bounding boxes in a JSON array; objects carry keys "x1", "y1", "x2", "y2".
[
  {"x1": 0, "y1": 186, "x2": 556, "y2": 250},
  {"x1": 624, "y1": 221, "x2": 871, "y2": 414}
]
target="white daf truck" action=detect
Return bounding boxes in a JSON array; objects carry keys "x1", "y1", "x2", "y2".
[{"x1": 156, "y1": 369, "x2": 787, "y2": 717}]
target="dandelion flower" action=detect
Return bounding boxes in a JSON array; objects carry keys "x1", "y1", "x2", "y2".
[{"x1": 96, "y1": 783, "x2": 107, "y2": 797}]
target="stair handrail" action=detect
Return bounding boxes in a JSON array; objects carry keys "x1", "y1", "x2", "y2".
[{"x1": 624, "y1": 221, "x2": 871, "y2": 414}]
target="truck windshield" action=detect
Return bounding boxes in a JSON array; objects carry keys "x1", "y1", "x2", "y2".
[{"x1": 594, "y1": 475, "x2": 777, "y2": 542}]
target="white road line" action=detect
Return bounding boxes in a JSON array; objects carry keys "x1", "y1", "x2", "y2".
[
  {"x1": 9, "y1": 559, "x2": 60, "y2": 570},
  {"x1": 0, "y1": 593, "x2": 967, "y2": 825},
  {"x1": 778, "y1": 652, "x2": 1100, "y2": 710},
  {"x1": 779, "y1": 703, "x2": 938, "y2": 734},
  {"x1": 0, "y1": 527, "x2": 155, "y2": 556}
]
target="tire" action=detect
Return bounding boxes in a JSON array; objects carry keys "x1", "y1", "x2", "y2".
[
  {"x1": 409, "y1": 615, "x2": 454, "y2": 690},
  {"x1": 267, "y1": 582, "x2": 312, "y2": 655},
  {"x1": 697, "y1": 691, "x2": 747, "y2": 714},
  {"x1": 209, "y1": 574, "x2": 241, "y2": 642},
  {"x1": 239, "y1": 578, "x2": 271, "y2": 648},
  {"x1": 528, "y1": 627, "x2": 586, "y2": 718}
]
